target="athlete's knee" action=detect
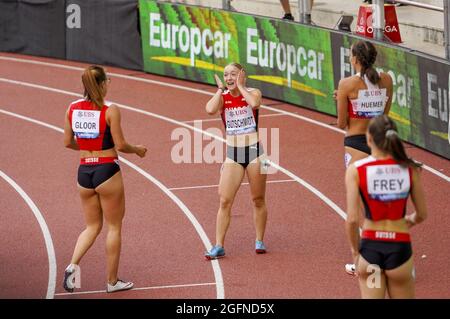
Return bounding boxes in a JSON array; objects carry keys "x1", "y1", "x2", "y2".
[
  {"x1": 86, "y1": 222, "x2": 103, "y2": 237},
  {"x1": 106, "y1": 223, "x2": 123, "y2": 234},
  {"x1": 219, "y1": 196, "x2": 233, "y2": 210},
  {"x1": 252, "y1": 196, "x2": 266, "y2": 209}
]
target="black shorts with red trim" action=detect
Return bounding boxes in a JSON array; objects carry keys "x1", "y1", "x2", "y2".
[
  {"x1": 77, "y1": 157, "x2": 120, "y2": 189},
  {"x1": 359, "y1": 230, "x2": 413, "y2": 270}
]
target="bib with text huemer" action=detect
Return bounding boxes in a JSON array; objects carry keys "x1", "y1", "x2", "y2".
[
  {"x1": 225, "y1": 105, "x2": 256, "y2": 135},
  {"x1": 72, "y1": 110, "x2": 101, "y2": 139},
  {"x1": 367, "y1": 164, "x2": 410, "y2": 201},
  {"x1": 351, "y1": 88, "x2": 387, "y2": 118}
]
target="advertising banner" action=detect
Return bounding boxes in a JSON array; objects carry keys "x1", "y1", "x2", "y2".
[
  {"x1": 140, "y1": 0, "x2": 448, "y2": 159},
  {"x1": 418, "y1": 55, "x2": 450, "y2": 157},
  {"x1": 139, "y1": 0, "x2": 336, "y2": 115}
]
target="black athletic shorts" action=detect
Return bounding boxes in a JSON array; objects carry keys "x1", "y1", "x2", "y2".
[
  {"x1": 344, "y1": 134, "x2": 371, "y2": 155},
  {"x1": 359, "y1": 239, "x2": 413, "y2": 270},
  {"x1": 78, "y1": 159, "x2": 120, "y2": 189},
  {"x1": 226, "y1": 142, "x2": 264, "y2": 169}
]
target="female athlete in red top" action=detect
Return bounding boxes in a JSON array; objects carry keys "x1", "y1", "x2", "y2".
[
  {"x1": 345, "y1": 115, "x2": 427, "y2": 298},
  {"x1": 204, "y1": 62, "x2": 268, "y2": 259},
  {"x1": 336, "y1": 40, "x2": 394, "y2": 275},
  {"x1": 63, "y1": 65, "x2": 147, "y2": 293}
]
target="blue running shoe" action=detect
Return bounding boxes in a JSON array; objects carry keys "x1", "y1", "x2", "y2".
[
  {"x1": 255, "y1": 240, "x2": 266, "y2": 254},
  {"x1": 205, "y1": 245, "x2": 225, "y2": 260}
]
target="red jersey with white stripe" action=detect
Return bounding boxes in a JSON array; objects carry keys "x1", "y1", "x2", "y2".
[
  {"x1": 348, "y1": 74, "x2": 388, "y2": 119},
  {"x1": 354, "y1": 156, "x2": 412, "y2": 221},
  {"x1": 220, "y1": 90, "x2": 259, "y2": 136},
  {"x1": 69, "y1": 99, "x2": 115, "y2": 151}
]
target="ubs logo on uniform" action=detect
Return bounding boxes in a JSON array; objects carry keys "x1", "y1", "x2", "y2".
[
  {"x1": 77, "y1": 111, "x2": 83, "y2": 117},
  {"x1": 376, "y1": 168, "x2": 383, "y2": 175}
]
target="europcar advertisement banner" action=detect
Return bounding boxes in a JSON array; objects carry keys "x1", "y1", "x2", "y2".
[
  {"x1": 140, "y1": 0, "x2": 449, "y2": 159},
  {"x1": 139, "y1": 0, "x2": 336, "y2": 115}
]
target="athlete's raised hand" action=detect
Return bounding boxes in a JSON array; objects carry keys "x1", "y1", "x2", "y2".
[
  {"x1": 214, "y1": 74, "x2": 225, "y2": 91},
  {"x1": 237, "y1": 69, "x2": 246, "y2": 89}
]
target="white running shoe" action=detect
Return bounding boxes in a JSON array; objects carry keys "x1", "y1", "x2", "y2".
[
  {"x1": 107, "y1": 279, "x2": 134, "y2": 293},
  {"x1": 345, "y1": 263, "x2": 356, "y2": 276},
  {"x1": 63, "y1": 264, "x2": 80, "y2": 293}
]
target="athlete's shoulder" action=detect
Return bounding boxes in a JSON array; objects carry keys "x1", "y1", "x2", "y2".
[
  {"x1": 354, "y1": 156, "x2": 376, "y2": 168},
  {"x1": 69, "y1": 98, "x2": 86, "y2": 107},
  {"x1": 338, "y1": 75, "x2": 359, "y2": 89},
  {"x1": 379, "y1": 72, "x2": 393, "y2": 87},
  {"x1": 246, "y1": 87, "x2": 261, "y2": 94}
]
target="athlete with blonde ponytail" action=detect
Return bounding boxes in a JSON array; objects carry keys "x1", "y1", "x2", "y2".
[
  {"x1": 345, "y1": 115, "x2": 427, "y2": 298},
  {"x1": 63, "y1": 65, "x2": 147, "y2": 293}
]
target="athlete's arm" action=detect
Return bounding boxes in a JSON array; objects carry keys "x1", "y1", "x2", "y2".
[
  {"x1": 107, "y1": 105, "x2": 147, "y2": 157},
  {"x1": 381, "y1": 72, "x2": 394, "y2": 115},
  {"x1": 345, "y1": 164, "x2": 361, "y2": 261},
  {"x1": 406, "y1": 166, "x2": 427, "y2": 227},
  {"x1": 336, "y1": 78, "x2": 350, "y2": 129},
  {"x1": 63, "y1": 107, "x2": 79, "y2": 151},
  {"x1": 237, "y1": 69, "x2": 261, "y2": 108},
  {"x1": 205, "y1": 89, "x2": 224, "y2": 115},
  {"x1": 206, "y1": 74, "x2": 224, "y2": 115}
]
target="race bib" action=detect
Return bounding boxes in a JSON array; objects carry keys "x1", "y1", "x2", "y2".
[
  {"x1": 367, "y1": 164, "x2": 410, "y2": 201},
  {"x1": 72, "y1": 110, "x2": 101, "y2": 139},
  {"x1": 225, "y1": 105, "x2": 256, "y2": 135},
  {"x1": 351, "y1": 88, "x2": 387, "y2": 118}
]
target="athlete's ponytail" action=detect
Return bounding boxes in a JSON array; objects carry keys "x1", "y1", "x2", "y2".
[
  {"x1": 82, "y1": 66, "x2": 107, "y2": 108},
  {"x1": 351, "y1": 40, "x2": 380, "y2": 85},
  {"x1": 368, "y1": 115, "x2": 421, "y2": 168}
]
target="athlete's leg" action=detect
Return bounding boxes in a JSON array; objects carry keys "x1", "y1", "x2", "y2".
[
  {"x1": 215, "y1": 159, "x2": 245, "y2": 247},
  {"x1": 357, "y1": 255, "x2": 387, "y2": 298},
  {"x1": 384, "y1": 256, "x2": 415, "y2": 299},
  {"x1": 246, "y1": 158, "x2": 268, "y2": 242},
  {"x1": 70, "y1": 185, "x2": 103, "y2": 265},
  {"x1": 345, "y1": 146, "x2": 369, "y2": 167},
  {"x1": 95, "y1": 171, "x2": 125, "y2": 285}
]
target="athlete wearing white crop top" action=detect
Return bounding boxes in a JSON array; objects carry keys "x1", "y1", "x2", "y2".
[{"x1": 336, "y1": 40, "x2": 393, "y2": 168}]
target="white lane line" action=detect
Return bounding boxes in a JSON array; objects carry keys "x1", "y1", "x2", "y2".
[
  {"x1": 0, "y1": 109, "x2": 225, "y2": 299},
  {"x1": 0, "y1": 80, "x2": 348, "y2": 222},
  {"x1": 54, "y1": 282, "x2": 216, "y2": 297},
  {"x1": 0, "y1": 170, "x2": 57, "y2": 299},
  {"x1": 169, "y1": 179, "x2": 296, "y2": 191},
  {"x1": 1, "y1": 55, "x2": 447, "y2": 182},
  {"x1": 182, "y1": 113, "x2": 286, "y2": 124}
]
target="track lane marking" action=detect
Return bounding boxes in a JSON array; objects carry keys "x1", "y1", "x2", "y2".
[
  {"x1": 0, "y1": 109, "x2": 225, "y2": 299},
  {"x1": 0, "y1": 80, "x2": 348, "y2": 222},
  {"x1": 0, "y1": 170, "x2": 56, "y2": 299},
  {"x1": 1, "y1": 56, "x2": 447, "y2": 182}
]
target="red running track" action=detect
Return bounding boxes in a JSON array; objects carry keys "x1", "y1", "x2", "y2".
[{"x1": 0, "y1": 53, "x2": 449, "y2": 299}]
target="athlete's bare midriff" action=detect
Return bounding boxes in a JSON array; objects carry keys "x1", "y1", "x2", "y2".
[
  {"x1": 226, "y1": 131, "x2": 259, "y2": 147},
  {"x1": 346, "y1": 118, "x2": 371, "y2": 137},
  {"x1": 80, "y1": 147, "x2": 118, "y2": 159},
  {"x1": 363, "y1": 218, "x2": 410, "y2": 234}
]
